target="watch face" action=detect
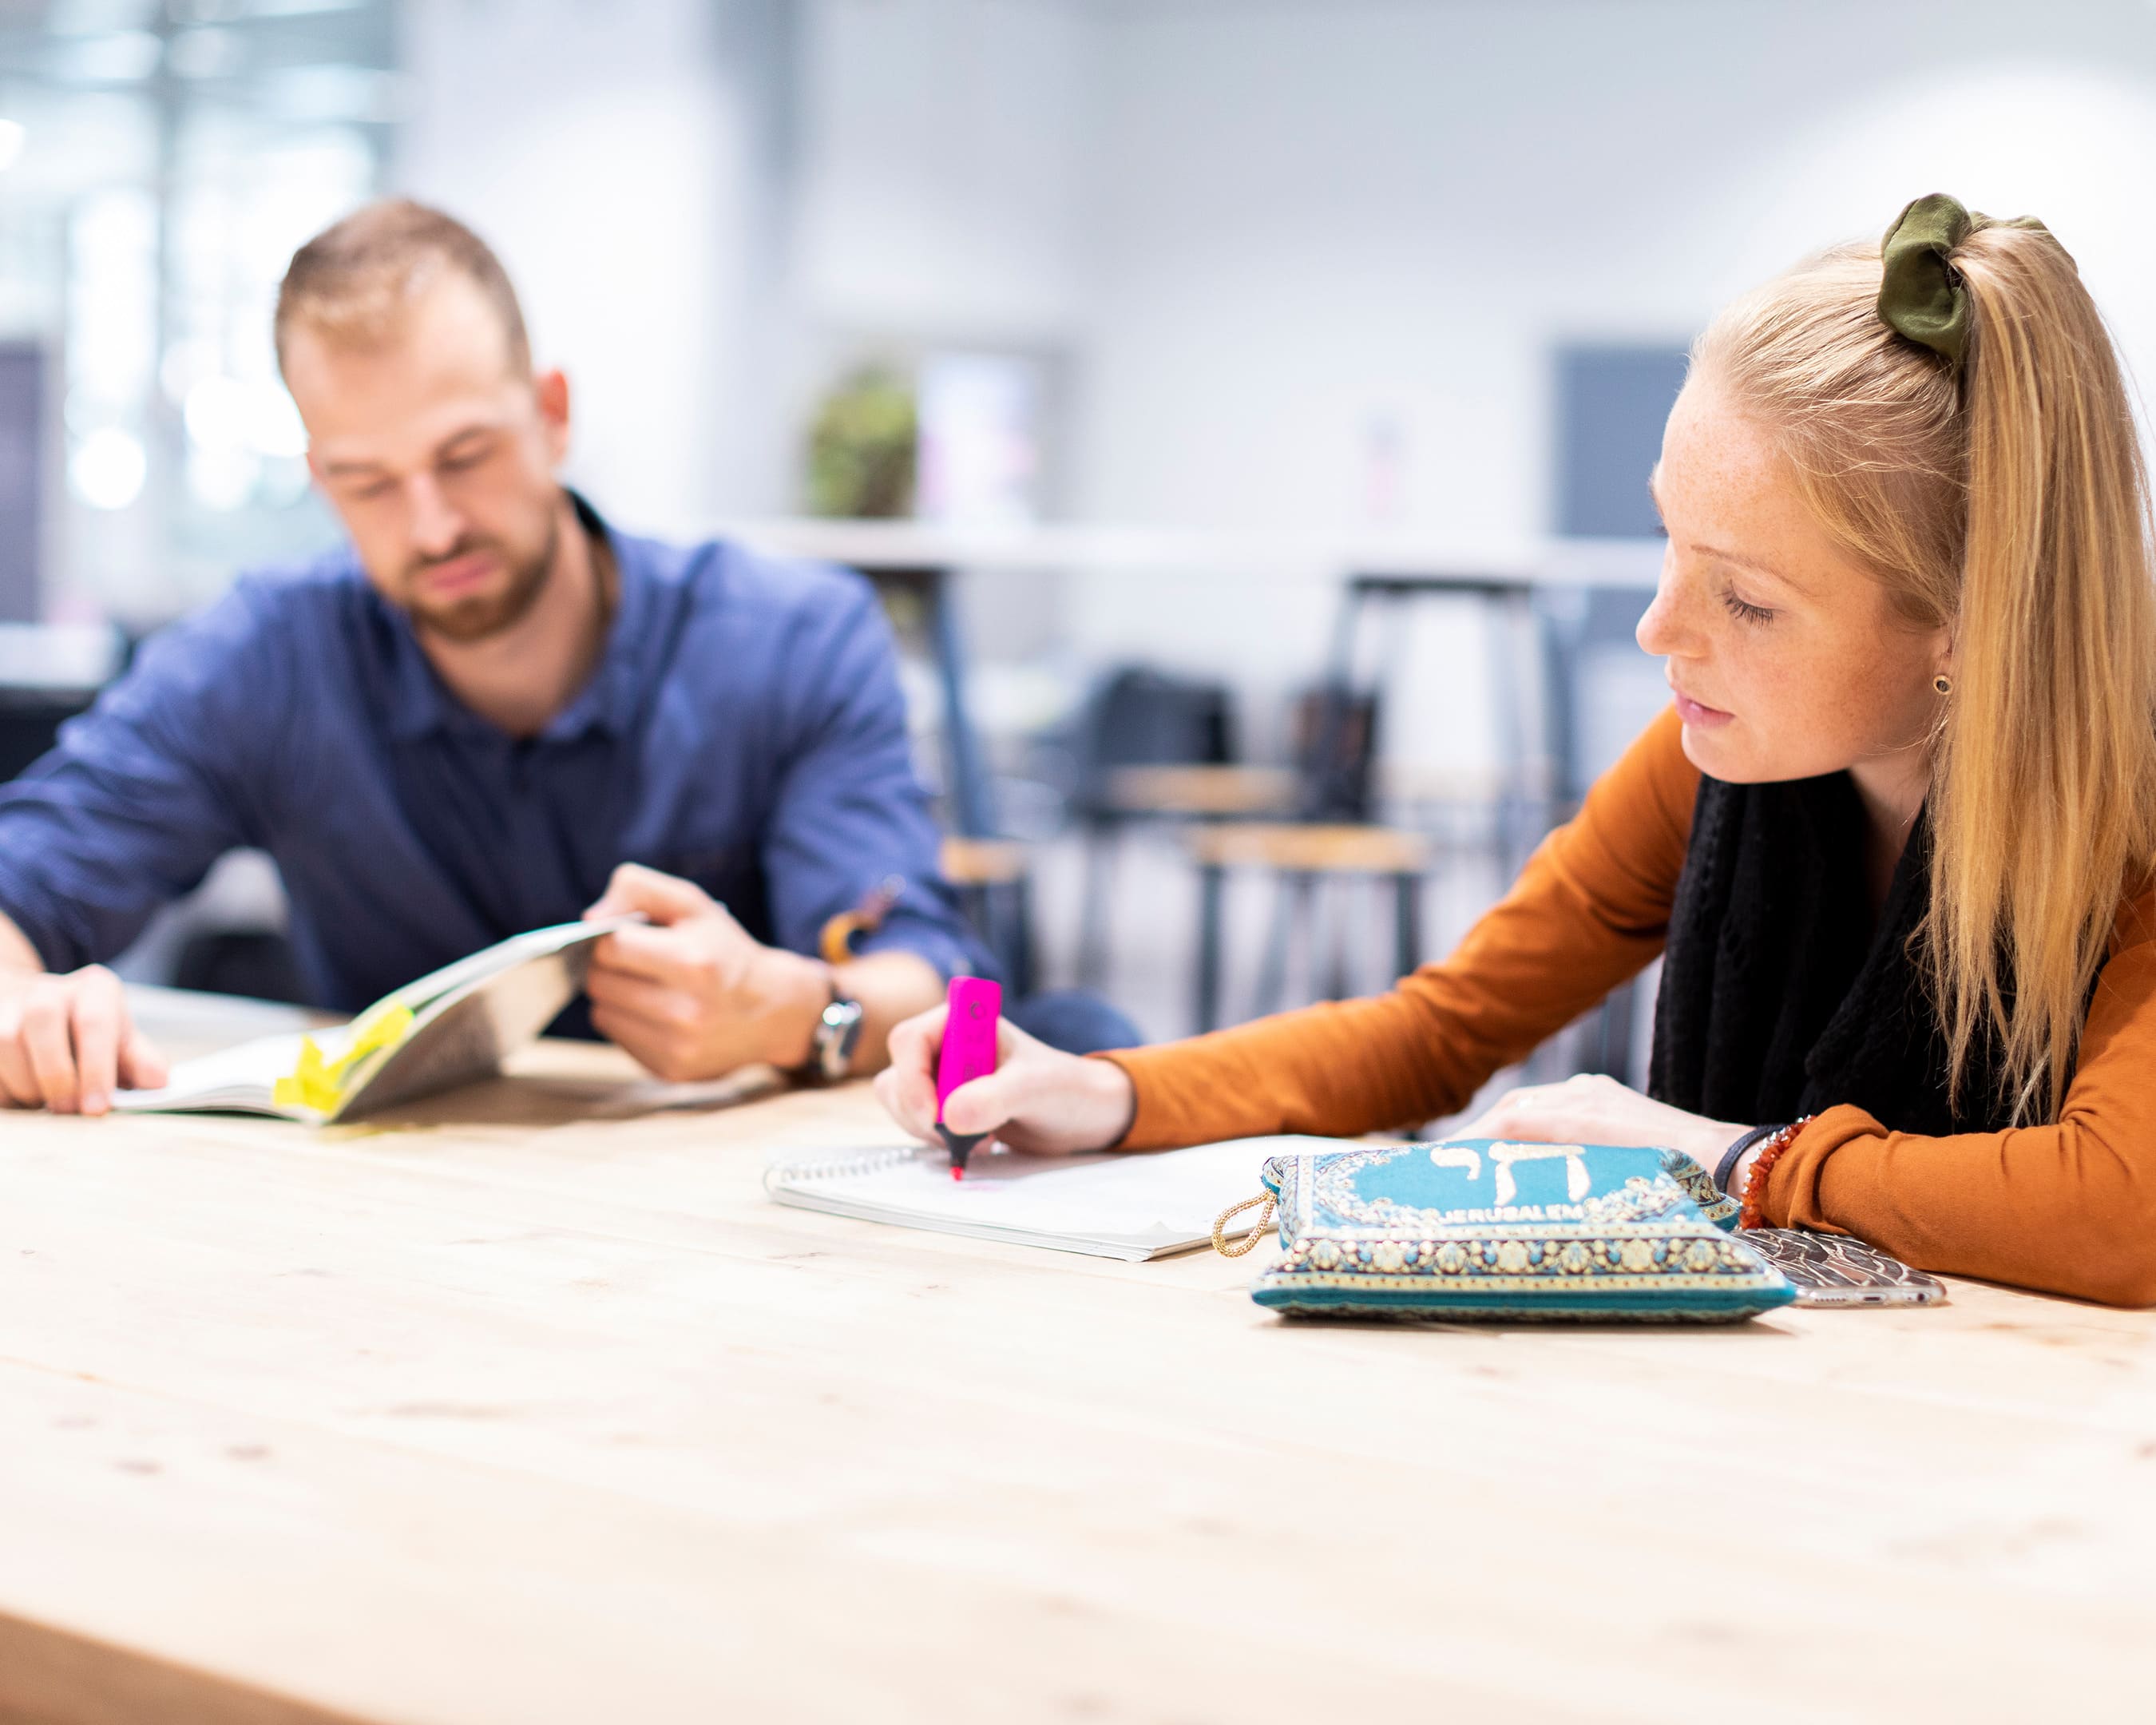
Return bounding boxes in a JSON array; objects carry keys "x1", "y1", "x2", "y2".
[{"x1": 818, "y1": 996, "x2": 866, "y2": 1079}]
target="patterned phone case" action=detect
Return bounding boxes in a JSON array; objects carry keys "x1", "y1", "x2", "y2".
[{"x1": 1739, "y1": 1228, "x2": 1949, "y2": 1306}]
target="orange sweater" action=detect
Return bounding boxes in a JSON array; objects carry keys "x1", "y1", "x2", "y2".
[{"x1": 1104, "y1": 707, "x2": 2156, "y2": 1307}]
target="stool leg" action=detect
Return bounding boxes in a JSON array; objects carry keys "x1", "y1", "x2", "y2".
[
  {"x1": 1251, "y1": 875, "x2": 1294, "y2": 1018},
  {"x1": 1012, "y1": 870, "x2": 1037, "y2": 999},
  {"x1": 1076, "y1": 816, "x2": 1115, "y2": 990},
  {"x1": 1195, "y1": 862, "x2": 1226, "y2": 1034},
  {"x1": 986, "y1": 881, "x2": 1017, "y2": 995},
  {"x1": 1393, "y1": 869, "x2": 1421, "y2": 981},
  {"x1": 1291, "y1": 874, "x2": 1319, "y2": 1007},
  {"x1": 1322, "y1": 877, "x2": 1351, "y2": 1002}
]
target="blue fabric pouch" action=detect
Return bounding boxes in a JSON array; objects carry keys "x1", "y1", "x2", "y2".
[{"x1": 1239, "y1": 1139, "x2": 1794, "y2": 1322}]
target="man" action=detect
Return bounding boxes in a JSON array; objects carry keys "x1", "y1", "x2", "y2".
[{"x1": 0, "y1": 200, "x2": 989, "y2": 1112}]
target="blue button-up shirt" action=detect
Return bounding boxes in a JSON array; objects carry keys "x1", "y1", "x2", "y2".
[{"x1": 0, "y1": 499, "x2": 991, "y2": 1013}]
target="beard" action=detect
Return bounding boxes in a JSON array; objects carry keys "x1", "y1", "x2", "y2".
[{"x1": 402, "y1": 512, "x2": 559, "y2": 645}]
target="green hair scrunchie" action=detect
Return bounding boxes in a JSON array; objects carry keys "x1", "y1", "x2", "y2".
[{"x1": 1877, "y1": 192, "x2": 2057, "y2": 368}]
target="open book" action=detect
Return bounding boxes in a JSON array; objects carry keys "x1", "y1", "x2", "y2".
[
  {"x1": 113, "y1": 918, "x2": 637, "y2": 1124},
  {"x1": 763, "y1": 1135, "x2": 1351, "y2": 1261}
]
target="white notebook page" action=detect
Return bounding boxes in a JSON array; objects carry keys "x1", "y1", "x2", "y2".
[{"x1": 764, "y1": 1135, "x2": 1349, "y2": 1260}]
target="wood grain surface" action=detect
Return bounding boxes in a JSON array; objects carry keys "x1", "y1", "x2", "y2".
[{"x1": 0, "y1": 989, "x2": 2151, "y2": 1723}]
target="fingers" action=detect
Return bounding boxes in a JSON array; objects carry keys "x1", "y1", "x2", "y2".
[
  {"x1": 873, "y1": 1004, "x2": 1131, "y2": 1157},
  {"x1": 0, "y1": 998, "x2": 34, "y2": 1107},
  {"x1": 872, "y1": 1062, "x2": 941, "y2": 1145},
  {"x1": 67, "y1": 966, "x2": 126, "y2": 1115},
  {"x1": 585, "y1": 863, "x2": 719, "y2": 928},
  {"x1": 585, "y1": 962, "x2": 700, "y2": 1028},
  {"x1": 589, "y1": 922, "x2": 739, "y2": 993},
  {"x1": 18, "y1": 975, "x2": 81, "y2": 1112},
  {"x1": 940, "y1": 1061, "x2": 1042, "y2": 1138},
  {"x1": 993, "y1": 1016, "x2": 1047, "y2": 1061},
  {"x1": 1459, "y1": 1075, "x2": 1627, "y2": 1144},
  {"x1": 118, "y1": 1024, "x2": 169, "y2": 1093},
  {"x1": 590, "y1": 998, "x2": 699, "y2": 1083},
  {"x1": 0, "y1": 966, "x2": 164, "y2": 1112},
  {"x1": 1458, "y1": 1085, "x2": 1536, "y2": 1141},
  {"x1": 874, "y1": 1006, "x2": 1080, "y2": 1145},
  {"x1": 875, "y1": 1005, "x2": 947, "y2": 1144}
]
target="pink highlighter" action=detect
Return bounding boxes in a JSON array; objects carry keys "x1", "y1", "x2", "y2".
[{"x1": 934, "y1": 976, "x2": 1003, "y2": 1179}]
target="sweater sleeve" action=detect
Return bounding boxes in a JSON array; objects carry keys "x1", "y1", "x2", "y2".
[
  {"x1": 1764, "y1": 882, "x2": 2156, "y2": 1307},
  {"x1": 1100, "y1": 706, "x2": 1700, "y2": 1148}
]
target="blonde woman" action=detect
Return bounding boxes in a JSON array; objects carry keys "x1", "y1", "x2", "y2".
[{"x1": 879, "y1": 195, "x2": 2156, "y2": 1307}]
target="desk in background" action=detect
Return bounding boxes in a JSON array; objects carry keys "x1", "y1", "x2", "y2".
[{"x1": 2, "y1": 989, "x2": 2151, "y2": 1723}]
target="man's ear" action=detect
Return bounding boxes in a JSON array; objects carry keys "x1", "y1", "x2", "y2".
[{"x1": 534, "y1": 368, "x2": 571, "y2": 464}]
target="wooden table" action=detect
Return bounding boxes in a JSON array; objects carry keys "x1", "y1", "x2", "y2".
[{"x1": 2, "y1": 989, "x2": 2153, "y2": 1723}]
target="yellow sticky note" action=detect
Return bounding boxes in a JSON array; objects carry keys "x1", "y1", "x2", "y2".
[{"x1": 272, "y1": 1002, "x2": 415, "y2": 1115}]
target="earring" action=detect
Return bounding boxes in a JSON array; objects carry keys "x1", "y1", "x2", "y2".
[{"x1": 1933, "y1": 673, "x2": 1952, "y2": 696}]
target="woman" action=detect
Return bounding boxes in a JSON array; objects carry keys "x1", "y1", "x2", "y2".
[{"x1": 878, "y1": 195, "x2": 2156, "y2": 1307}]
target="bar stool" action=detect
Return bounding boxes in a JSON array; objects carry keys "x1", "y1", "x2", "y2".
[
  {"x1": 940, "y1": 835, "x2": 1036, "y2": 998},
  {"x1": 1184, "y1": 821, "x2": 1429, "y2": 1033},
  {"x1": 1070, "y1": 668, "x2": 1258, "y2": 989}
]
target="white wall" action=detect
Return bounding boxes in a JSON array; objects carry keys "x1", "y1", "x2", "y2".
[
  {"x1": 794, "y1": 0, "x2": 1098, "y2": 343},
  {"x1": 394, "y1": 0, "x2": 791, "y2": 532},
  {"x1": 1078, "y1": 0, "x2": 2156, "y2": 540}
]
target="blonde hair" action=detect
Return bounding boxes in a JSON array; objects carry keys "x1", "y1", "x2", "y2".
[
  {"x1": 275, "y1": 198, "x2": 530, "y2": 376},
  {"x1": 1692, "y1": 222, "x2": 2156, "y2": 1123}
]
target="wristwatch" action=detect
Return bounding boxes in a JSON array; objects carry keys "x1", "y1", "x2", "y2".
[{"x1": 807, "y1": 984, "x2": 866, "y2": 1083}]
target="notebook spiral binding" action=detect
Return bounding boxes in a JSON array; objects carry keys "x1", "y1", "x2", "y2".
[{"x1": 767, "y1": 1144, "x2": 925, "y2": 1185}]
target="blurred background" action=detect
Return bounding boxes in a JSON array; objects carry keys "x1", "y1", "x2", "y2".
[{"x1": 5, "y1": 0, "x2": 2156, "y2": 1085}]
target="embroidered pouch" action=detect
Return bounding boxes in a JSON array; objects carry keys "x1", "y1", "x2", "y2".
[{"x1": 1238, "y1": 1140, "x2": 1794, "y2": 1322}]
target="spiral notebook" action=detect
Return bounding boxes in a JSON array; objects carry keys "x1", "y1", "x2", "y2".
[{"x1": 763, "y1": 1135, "x2": 1347, "y2": 1261}]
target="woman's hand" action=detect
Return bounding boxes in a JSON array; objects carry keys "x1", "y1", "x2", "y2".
[
  {"x1": 874, "y1": 1004, "x2": 1138, "y2": 1157},
  {"x1": 1456, "y1": 1072, "x2": 1744, "y2": 1174}
]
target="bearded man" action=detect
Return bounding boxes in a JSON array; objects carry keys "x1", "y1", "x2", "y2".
[{"x1": 0, "y1": 200, "x2": 1025, "y2": 1112}]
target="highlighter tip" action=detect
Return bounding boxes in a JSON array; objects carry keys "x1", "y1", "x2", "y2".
[{"x1": 950, "y1": 1165, "x2": 963, "y2": 1181}]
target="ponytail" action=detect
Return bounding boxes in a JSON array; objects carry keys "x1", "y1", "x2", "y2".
[{"x1": 1931, "y1": 224, "x2": 2156, "y2": 1118}]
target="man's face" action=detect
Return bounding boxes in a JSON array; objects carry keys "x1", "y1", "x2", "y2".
[{"x1": 288, "y1": 274, "x2": 570, "y2": 644}]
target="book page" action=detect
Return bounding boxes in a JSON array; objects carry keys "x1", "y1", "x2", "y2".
[
  {"x1": 111, "y1": 1032, "x2": 315, "y2": 1114},
  {"x1": 385, "y1": 916, "x2": 641, "y2": 1015}
]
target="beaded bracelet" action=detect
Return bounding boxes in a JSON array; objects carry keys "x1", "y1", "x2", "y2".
[{"x1": 1738, "y1": 1115, "x2": 1814, "y2": 1231}]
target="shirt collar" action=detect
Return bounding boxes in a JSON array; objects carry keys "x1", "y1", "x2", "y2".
[{"x1": 377, "y1": 490, "x2": 652, "y2": 746}]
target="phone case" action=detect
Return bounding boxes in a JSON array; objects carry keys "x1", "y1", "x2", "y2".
[{"x1": 1739, "y1": 1228, "x2": 1949, "y2": 1306}]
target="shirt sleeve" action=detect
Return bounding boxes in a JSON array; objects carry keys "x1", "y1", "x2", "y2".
[
  {"x1": 1101, "y1": 705, "x2": 1700, "y2": 1148},
  {"x1": 0, "y1": 588, "x2": 282, "y2": 973},
  {"x1": 758, "y1": 575, "x2": 996, "y2": 982},
  {"x1": 1763, "y1": 882, "x2": 2156, "y2": 1307}
]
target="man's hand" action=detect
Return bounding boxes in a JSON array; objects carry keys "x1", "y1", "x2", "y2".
[
  {"x1": 582, "y1": 864, "x2": 830, "y2": 1082},
  {"x1": 0, "y1": 963, "x2": 170, "y2": 1115}
]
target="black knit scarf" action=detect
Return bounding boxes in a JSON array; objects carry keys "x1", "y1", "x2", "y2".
[{"x1": 1648, "y1": 771, "x2": 2016, "y2": 1136}]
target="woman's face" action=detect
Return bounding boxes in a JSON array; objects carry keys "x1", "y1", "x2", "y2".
[{"x1": 1636, "y1": 380, "x2": 1949, "y2": 788}]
